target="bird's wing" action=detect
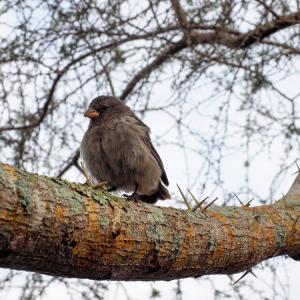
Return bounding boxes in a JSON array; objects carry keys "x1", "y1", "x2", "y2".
[
  {"x1": 144, "y1": 136, "x2": 169, "y2": 186},
  {"x1": 132, "y1": 115, "x2": 169, "y2": 186}
]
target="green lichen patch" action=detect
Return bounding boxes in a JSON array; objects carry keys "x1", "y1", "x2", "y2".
[
  {"x1": 0, "y1": 164, "x2": 5, "y2": 178},
  {"x1": 213, "y1": 206, "x2": 251, "y2": 218},
  {"x1": 57, "y1": 185, "x2": 85, "y2": 215},
  {"x1": 15, "y1": 172, "x2": 38, "y2": 215},
  {"x1": 146, "y1": 224, "x2": 165, "y2": 241},
  {"x1": 123, "y1": 213, "x2": 133, "y2": 224},
  {"x1": 49, "y1": 177, "x2": 128, "y2": 214},
  {"x1": 185, "y1": 210, "x2": 207, "y2": 223},
  {"x1": 285, "y1": 198, "x2": 300, "y2": 211},
  {"x1": 93, "y1": 192, "x2": 110, "y2": 206},
  {"x1": 0, "y1": 164, "x2": 17, "y2": 190},
  {"x1": 145, "y1": 205, "x2": 167, "y2": 255},
  {"x1": 147, "y1": 205, "x2": 165, "y2": 224},
  {"x1": 0, "y1": 165, "x2": 7, "y2": 188},
  {"x1": 275, "y1": 225, "x2": 287, "y2": 247},
  {"x1": 207, "y1": 232, "x2": 217, "y2": 252},
  {"x1": 50, "y1": 178, "x2": 85, "y2": 214},
  {"x1": 49, "y1": 176, "x2": 138, "y2": 220},
  {"x1": 170, "y1": 235, "x2": 184, "y2": 259},
  {"x1": 146, "y1": 225, "x2": 165, "y2": 257},
  {"x1": 51, "y1": 177, "x2": 111, "y2": 206},
  {"x1": 99, "y1": 216, "x2": 110, "y2": 231}
]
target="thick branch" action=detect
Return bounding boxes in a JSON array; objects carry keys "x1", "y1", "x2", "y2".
[
  {"x1": 236, "y1": 11, "x2": 300, "y2": 48},
  {"x1": 170, "y1": 0, "x2": 190, "y2": 41},
  {"x1": 0, "y1": 163, "x2": 299, "y2": 281},
  {"x1": 57, "y1": 150, "x2": 80, "y2": 178},
  {"x1": 120, "y1": 10, "x2": 300, "y2": 98},
  {"x1": 120, "y1": 39, "x2": 187, "y2": 100}
]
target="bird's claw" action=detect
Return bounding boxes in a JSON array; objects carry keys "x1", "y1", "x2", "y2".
[{"x1": 122, "y1": 193, "x2": 139, "y2": 202}]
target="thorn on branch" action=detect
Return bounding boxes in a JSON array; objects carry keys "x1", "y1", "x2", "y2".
[
  {"x1": 186, "y1": 188, "x2": 210, "y2": 212},
  {"x1": 176, "y1": 184, "x2": 191, "y2": 210},
  {"x1": 260, "y1": 262, "x2": 264, "y2": 269},
  {"x1": 233, "y1": 192, "x2": 244, "y2": 206},
  {"x1": 192, "y1": 196, "x2": 209, "y2": 212},
  {"x1": 248, "y1": 269, "x2": 257, "y2": 277},
  {"x1": 245, "y1": 197, "x2": 255, "y2": 207},
  {"x1": 177, "y1": 186, "x2": 216, "y2": 212},
  {"x1": 233, "y1": 269, "x2": 257, "y2": 285},
  {"x1": 234, "y1": 193, "x2": 254, "y2": 207},
  {"x1": 202, "y1": 197, "x2": 218, "y2": 212},
  {"x1": 187, "y1": 188, "x2": 199, "y2": 205}
]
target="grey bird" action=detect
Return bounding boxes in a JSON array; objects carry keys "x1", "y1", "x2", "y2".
[{"x1": 80, "y1": 96, "x2": 170, "y2": 204}]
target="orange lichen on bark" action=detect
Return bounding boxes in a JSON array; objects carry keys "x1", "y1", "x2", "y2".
[
  {"x1": 0, "y1": 163, "x2": 300, "y2": 280},
  {"x1": 2, "y1": 164, "x2": 17, "y2": 177},
  {"x1": 56, "y1": 206, "x2": 69, "y2": 220}
]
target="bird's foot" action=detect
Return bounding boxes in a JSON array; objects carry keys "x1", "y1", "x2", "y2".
[{"x1": 122, "y1": 192, "x2": 139, "y2": 202}]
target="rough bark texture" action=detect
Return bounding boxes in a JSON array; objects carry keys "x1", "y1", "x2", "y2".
[{"x1": 0, "y1": 163, "x2": 299, "y2": 281}]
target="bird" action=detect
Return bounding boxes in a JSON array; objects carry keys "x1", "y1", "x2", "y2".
[{"x1": 80, "y1": 95, "x2": 170, "y2": 204}]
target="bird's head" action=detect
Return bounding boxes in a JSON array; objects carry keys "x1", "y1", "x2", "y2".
[{"x1": 84, "y1": 96, "x2": 130, "y2": 122}]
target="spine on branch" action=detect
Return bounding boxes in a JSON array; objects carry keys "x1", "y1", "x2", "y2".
[{"x1": 0, "y1": 163, "x2": 299, "y2": 281}]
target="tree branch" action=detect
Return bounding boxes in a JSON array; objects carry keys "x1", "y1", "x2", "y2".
[
  {"x1": 0, "y1": 163, "x2": 299, "y2": 281},
  {"x1": 120, "y1": 39, "x2": 187, "y2": 100},
  {"x1": 120, "y1": 10, "x2": 300, "y2": 98},
  {"x1": 56, "y1": 149, "x2": 80, "y2": 178},
  {"x1": 170, "y1": 0, "x2": 191, "y2": 43}
]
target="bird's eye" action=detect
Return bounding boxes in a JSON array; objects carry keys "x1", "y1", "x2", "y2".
[{"x1": 99, "y1": 106, "x2": 108, "y2": 113}]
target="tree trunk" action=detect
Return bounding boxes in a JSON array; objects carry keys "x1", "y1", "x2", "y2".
[{"x1": 0, "y1": 163, "x2": 299, "y2": 281}]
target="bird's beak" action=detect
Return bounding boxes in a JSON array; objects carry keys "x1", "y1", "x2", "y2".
[{"x1": 84, "y1": 108, "x2": 99, "y2": 119}]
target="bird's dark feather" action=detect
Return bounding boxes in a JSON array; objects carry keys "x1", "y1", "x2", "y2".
[
  {"x1": 132, "y1": 115, "x2": 169, "y2": 186},
  {"x1": 143, "y1": 137, "x2": 169, "y2": 186}
]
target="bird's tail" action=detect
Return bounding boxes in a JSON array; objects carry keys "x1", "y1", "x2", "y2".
[{"x1": 139, "y1": 183, "x2": 171, "y2": 204}]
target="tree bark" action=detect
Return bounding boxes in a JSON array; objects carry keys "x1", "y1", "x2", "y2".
[{"x1": 0, "y1": 163, "x2": 299, "y2": 281}]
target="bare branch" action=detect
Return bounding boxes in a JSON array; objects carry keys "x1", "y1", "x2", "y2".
[{"x1": 0, "y1": 163, "x2": 299, "y2": 281}]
